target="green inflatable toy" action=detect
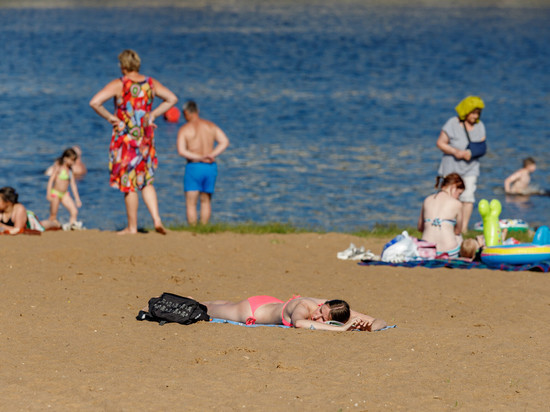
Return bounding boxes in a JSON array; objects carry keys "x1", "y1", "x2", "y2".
[{"x1": 478, "y1": 199, "x2": 502, "y2": 246}]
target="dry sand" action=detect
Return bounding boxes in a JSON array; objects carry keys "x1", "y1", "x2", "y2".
[{"x1": 1, "y1": 230, "x2": 548, "y2": 410}]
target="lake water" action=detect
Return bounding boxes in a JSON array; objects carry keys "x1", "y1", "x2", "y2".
[{"x1": 1, "y1": 2, "x2": 549, "y2": 232}]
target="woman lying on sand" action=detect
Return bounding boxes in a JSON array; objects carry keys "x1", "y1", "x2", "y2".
[
  {"x1": 203, "y1": 295, "x2": 387, "y2": 332},
  {"x1": 0, "y1": 187, "x2": 28, "y2": 234}
]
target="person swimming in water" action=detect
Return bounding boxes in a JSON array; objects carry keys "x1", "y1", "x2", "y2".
[{"x1": 504, "y1": 157, "x2": 540, "y2": 195}]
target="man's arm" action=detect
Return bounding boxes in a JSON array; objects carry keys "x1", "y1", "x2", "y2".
[{"x1": 206, "y1": 126, "x2": 229, "y2": 160}]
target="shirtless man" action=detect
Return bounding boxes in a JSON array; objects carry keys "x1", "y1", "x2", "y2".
[
  {"x1": 504, "y1": 157, "x2": 537, "y2": 194},
  {"x1": 177, "y1": 101, "x2": 230, "y2": 225}
]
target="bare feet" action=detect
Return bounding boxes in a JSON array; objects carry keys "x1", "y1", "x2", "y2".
[
  {"x1": 155, "y1": 224, "x2": 167, "y2": 235},
  {"x1": 117, "y1": 228, "x2": 138, "y2": 235}
]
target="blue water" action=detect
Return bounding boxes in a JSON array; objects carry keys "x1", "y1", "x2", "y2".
[{"x1": 1, "y1": 3, "x2": 549, "y2": 231}]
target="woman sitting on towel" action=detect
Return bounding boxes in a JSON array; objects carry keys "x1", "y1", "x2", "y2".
[
  {"x1": 0, "y1": 187, "x2": 28, "y2": 234},
  {"x1": 418, "y1": 173, "x2": 465, "y2": 258},
  {"x1": 203, "y1": 295, "x2": 387, "y2": 332}
]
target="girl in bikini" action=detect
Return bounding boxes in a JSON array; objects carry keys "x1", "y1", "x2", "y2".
[
  {"x1": 418, "y1": 173, "x2": 465, "y2": 257},
  {"x1": 202, "y1": 295, "x2": 387, "y2": 331},
  {"x1": 41, "y1": 148, "x2": 82, "y2": 230}
]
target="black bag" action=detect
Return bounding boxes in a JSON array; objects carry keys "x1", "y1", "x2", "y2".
[
  {"x1": 463, "y1": 123, "x2": 487, "y2": 160},
  {"x1": 136, "y1": 292, "x2": 210, "y2": 326}
]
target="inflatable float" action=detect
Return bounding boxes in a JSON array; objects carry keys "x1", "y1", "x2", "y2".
[
  {"x1": 481, "y1": 225, "x2": 550, "y2": 265},
  {"x1": 474, "y1": 218, "x2": 529, "y2": 232},
  {"x1": 481, "y1": 244, "x2": 550, "y2": 265}
]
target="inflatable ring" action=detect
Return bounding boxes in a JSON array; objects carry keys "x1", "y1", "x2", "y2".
[
  {"x1": 474, "y1": 218, "x2": 529, "y2": 232},
  {"x1": 481, "y1": 244, "x2": 550, "y2": 265}
]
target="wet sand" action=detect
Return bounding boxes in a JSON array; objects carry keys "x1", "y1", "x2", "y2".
[{"x1": 1, "y1": 230, "x2": 548, "y2": 410}]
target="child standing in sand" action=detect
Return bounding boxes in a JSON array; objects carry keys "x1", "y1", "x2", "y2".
[
  {"x1": 41, "y1": 148, "x2": 83, "y2": 230},
  {"x1": 504, "y1": 157, "x2": 537, "y2": 194}
]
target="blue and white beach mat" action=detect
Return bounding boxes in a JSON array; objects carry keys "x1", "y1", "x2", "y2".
[
  {"x1": 210, "y1": 318, "x2": 396, "y2": 331},
  {"x1": 359, "y1": 258, "x2": 550, "y2": 272}
]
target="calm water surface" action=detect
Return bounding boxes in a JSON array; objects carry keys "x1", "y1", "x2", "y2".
[{"x1": 1, "y1": 2, "x2": 549, "y2": 231}]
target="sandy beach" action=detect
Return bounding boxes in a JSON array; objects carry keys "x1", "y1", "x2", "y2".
[{"x1": 0, "y1": 230, "x2": 548, "y2": 410}]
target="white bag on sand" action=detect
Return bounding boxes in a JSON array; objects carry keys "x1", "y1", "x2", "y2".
[{"x1": 381, "y1": 231, "x2": 419, "y2": 263}]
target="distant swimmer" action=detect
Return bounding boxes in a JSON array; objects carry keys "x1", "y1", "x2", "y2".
[
  {"x1": 504, "y1": 157, "x2": 543, "y2": 195},
  {"x1": 177, "y1": 100, "x2": 229, "y2": 225}
]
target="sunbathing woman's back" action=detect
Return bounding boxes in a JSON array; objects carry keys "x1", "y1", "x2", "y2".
[{"x1": 418, "y1": 174, "x2": 465, "y2": 257}]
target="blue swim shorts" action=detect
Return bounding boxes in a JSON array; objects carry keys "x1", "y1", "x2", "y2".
[{"x1": 184, "y1": 162, "x2": 218, "y2": 194}]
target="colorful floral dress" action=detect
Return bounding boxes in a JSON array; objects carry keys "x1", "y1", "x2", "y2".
[{"x1": 109, "y1": 76, "x2": 156, "y2": 192}]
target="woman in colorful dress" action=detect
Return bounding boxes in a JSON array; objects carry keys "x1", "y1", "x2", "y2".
[{"x1": 90, "y1": 49, "x2": 177, "y2": 234}]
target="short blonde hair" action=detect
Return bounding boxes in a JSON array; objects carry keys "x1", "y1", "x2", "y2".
[
  {"x1": 118, "y1": 49, "x2": 141, "y2": 72},
  {"x1": 460, "y1": 238, "x2": 479, "y2": 260}
]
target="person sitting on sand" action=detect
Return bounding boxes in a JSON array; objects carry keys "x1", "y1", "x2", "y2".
[
  {"x1": 41, "y1": 147, "x2": 83, "y2": 231},
  {"x1": 504, "y1": 157, "x2": 537, "y2": 195},
  {"x1": 418, "y1": 173, "x2": 465, "y2": 258},
  {"x1": 202, "y1": 295, "x2": 387, "y2": 331},
  {"x1": 0, "y1": 187, "x2": 28, "y2": 234}
]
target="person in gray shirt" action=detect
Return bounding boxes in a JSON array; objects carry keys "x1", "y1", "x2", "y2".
[{"x1": 437, "y1": 96, "x2": 486, "y2": 233}]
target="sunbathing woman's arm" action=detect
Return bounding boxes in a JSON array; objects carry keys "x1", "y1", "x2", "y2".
[
  {"x1": 294, "y1": 317, "x2": 369, "y2": 331},
  {"x1": 349, "y1": 309, "x2": 387, "y2": 331}
]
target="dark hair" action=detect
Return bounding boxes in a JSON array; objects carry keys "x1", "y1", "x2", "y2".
[
  {"x1": 435, "y1": 173, "x2": 465, "y2": 190},
  {"x1": 56, "y1": 147, "x2": 78, "y2": 166},
  {"x1": 523, "y1": 157, "x2": 536, "y2": 167},
  {"x1": 326, "y1": 299, "x2": 351, "y2": 323},
  {"x1": 183, "y1": 100, "x2": 198, "y2": 114},
  {"x1": 0, "y1": 186, "x2": 19, "y2": 204}
]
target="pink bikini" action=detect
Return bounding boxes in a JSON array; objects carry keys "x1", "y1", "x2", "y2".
[
  {"x1": 245, "y1": 295, "x2": 301, "y2": 326},
  {"x1": 246, "y1": 295, "x2": 284, "y2": 325}
]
